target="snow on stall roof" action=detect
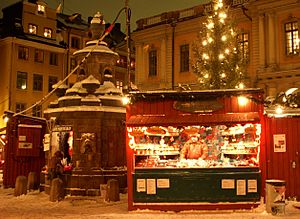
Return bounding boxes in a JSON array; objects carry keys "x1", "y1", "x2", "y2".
[
  {"x1": 43, "y1": 105, "x2": 125, "y2": 114},
  {"x1": 0, "y1": 187, "x2": 300, "y2": 219}
]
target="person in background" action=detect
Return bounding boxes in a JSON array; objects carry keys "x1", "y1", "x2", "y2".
[
  {"x1": 180, "y1": 135, "x2": 208, "y2": 160},
  {"x1": 47, "y1": 151, "x2": 64, "y2": 180}
]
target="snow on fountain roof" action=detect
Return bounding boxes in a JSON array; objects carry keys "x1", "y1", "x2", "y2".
[
  {"x1": 66, "y1": 81, "x2": 88, "y2": 94},
  {"x1": 96, "y1": 81, "x2": 122, "y2": 95},
  {"x1": 73, "y1": 40, "x2": 118, "y2": 56},
  {"x1": 81, "y1": 75, "x2": 101, "y2": 85}
]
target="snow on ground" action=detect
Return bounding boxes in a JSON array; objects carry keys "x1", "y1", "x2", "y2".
[{"x1": 0, "y1": 186, "x2": 300, "y2": 219}]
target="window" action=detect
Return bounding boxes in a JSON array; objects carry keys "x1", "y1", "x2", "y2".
[
  {"x1": 116, "y1": 81, "x2": 123, "y2": 90},
  {"x1": 32, "y1": 105, "x2": 42, "y2": 117},
  {"x1": 18, "y1": 46, "x2": 29, "y2": 60},
  {"x1": 17, "y1": 71, "x2": 27, "y2": 90},
  {"x1": 239, "y1": 33, "x2": 249, "y2": 59},
  {"x1": 16, "y1": 103, "x2": 26, "y2": 114},
  {"x1": 33, "y1": 74, "x2": 43, "y2": 91},
  {"x1": 285, "y1": 21, "x2": 299, "y2": 55},
  {"x1": 44, "y1": 28, "x2": 52, "y2": 38},
  {"x1": 34, "y1": 49, "x2": 44, "y2": 63},
  {"x1": 48, "y1": 76, "x2": 58, "y2": 92},
  {"x1": 37, "y1": 4, "x2": 46, "y2": 15},
  {"x1": 28, "y1": 24, "x2": 37, "y2": 34},
  {"x1": 149, "y1": 50, "x2": 157, "y2": 76},
  {"x1": 180, "y1": 44, "x2": 189, "y2": 72},
  {"x1": 71, "y1": 36, "x2": 80, "y2": 49},
  {"x1": 50, "y1": 52, "x2": 58, "y2": 65}
]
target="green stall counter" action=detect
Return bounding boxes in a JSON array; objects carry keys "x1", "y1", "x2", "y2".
[{"x1": 133, "y1": 167, "x2": 261, "y2": 203}]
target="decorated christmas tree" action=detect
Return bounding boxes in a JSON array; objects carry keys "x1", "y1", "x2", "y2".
[{"x1": 191, "y1": 0, "x2": 248, "y2": 89}]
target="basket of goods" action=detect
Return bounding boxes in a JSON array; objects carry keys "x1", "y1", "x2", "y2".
[
  {"x1": 130, "y1": 128, "x2": 144, "y2": 137},
  {"x1": 146, "y1": 126, "x2": 166, "y2": 135},
  {"x1": 182, "y1": 127, "x2": 199, "y2": 135}
]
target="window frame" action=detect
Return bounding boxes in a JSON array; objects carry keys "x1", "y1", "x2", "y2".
[
  {"x1": 16, "y1": 102, "x2": 26, "y2": 114},
  {"x1": 16, "y1": 71, "x2": 28, "y2": 90},
  {"x1": 34, "y1": 49, "x2": 44, "y2": 63},
  {"x1": 33, "y1": 74, "x2": 43, "y2": 91},
  {"x1": 180, "y1": 44, "x2": 190, "y2": 72},
  {"x1": 48, "y1": 76, "x2": 58, "y2": 92},
  {"x1": 49, "y1": 52, "x2": 58, "y2": 66},
  {"x1": 18, "y1": 46, "x2": 29, "y2": 60},
  {"x1": 32, "y1": 105, "x2": 42, "y2": 117},
  {"x1": 149, "y1": 49, "x2": 157, "y2": 77},
  {"x1": 71, "y1": 36, "x2": 80, "y2": 49},
  {"x1": 239, "y1": 32, "x2": 249, "y2": 60},
  {"x1": 44, "y1": 27, "x2": 52, "y2": 38},
  {"x1": 28, "y1": 23, "x2": 37, "y2": 35},
  {"x1": 285, "y1": 21, "x2": 299, "y2": 56}
]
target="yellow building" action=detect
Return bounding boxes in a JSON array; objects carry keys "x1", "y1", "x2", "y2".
[
  {"x1": 0, "y1": 0, "x2": 65, "y2": 128},
  {"x1": 131, "y1": 0, "x2": 300, "y2": 96}
]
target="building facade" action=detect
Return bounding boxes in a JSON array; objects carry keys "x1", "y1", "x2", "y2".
[
  {"x1": 0, "y1": 0, "x2": 65, "y2": 128},
  {"x1": 0, "y1": 0, "x2": 133, "y2": 129},
  {"x1": 131, "y1": 0, "x2": 300, "y2": 96}
]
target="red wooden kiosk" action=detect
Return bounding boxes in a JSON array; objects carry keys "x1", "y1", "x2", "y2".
[{"x1": 126, "y1": 88, "x2": 265, "y2": 211}]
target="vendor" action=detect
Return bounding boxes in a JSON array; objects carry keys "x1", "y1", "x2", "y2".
[{"x1": 180, "y1": 135, "x2": 208, "y2": 160}]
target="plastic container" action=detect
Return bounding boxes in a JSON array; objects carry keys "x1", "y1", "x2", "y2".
[{"x1": 265, "y1": 179, "x2": 286, "y2": 215}]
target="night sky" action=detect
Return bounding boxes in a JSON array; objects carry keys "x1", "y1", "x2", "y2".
[{"x1": 1, "y1": 0, "x2": 210, "y2": 30}]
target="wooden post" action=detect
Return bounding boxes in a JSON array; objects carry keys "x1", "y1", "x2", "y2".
[
  {"x1": 50, "y1": 178, "x2": 65, "y2": 202},
  {"x1": 27, "y1": 172, "x2": 38, "y2": 191},
  {"x1": 14, "y1": 176, "x2": 27, "y2": 196},
  {"x1": 105, "y1": 179, "x2": 120, "y2": 202}
]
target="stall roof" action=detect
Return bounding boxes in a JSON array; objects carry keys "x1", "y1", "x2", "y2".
[
  {"x1": 128, "y1": 88, "x2": 264, "y2": 103},
  {"x1": 127, "y1": 112, "x2": 260, "y2": 126}
]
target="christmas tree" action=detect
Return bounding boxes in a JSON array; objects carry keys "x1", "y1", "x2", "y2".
[{"x1": 191, "y1": 0, "x2": 248, "y2": 89}]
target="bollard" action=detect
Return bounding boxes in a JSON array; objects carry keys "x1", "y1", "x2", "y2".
[
  {"x1": 49, "y1": 178, "x2": 65, "y2": 202},
  {"x1": 105, "y1": 179, "x2": 120, "y2": 202},
  {"x1": 27, "y1": 172, "x2": 38, "y2": 191},
  {"x1": 14, "y1": 176, "x2": 28, "y2": 196}
]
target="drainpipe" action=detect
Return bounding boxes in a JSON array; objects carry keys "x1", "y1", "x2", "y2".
[{"x1": 171, "y1": 20, "x2": 176, "y2": 90}]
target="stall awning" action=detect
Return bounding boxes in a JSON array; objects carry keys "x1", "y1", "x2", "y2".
[{"x1": 127, "y1": 112, "x2": 260, "y2": 126}]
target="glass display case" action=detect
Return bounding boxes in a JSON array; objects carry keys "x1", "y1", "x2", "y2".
[{"x1": 128, "y1": 123, "x2": 261, "y2": 169}]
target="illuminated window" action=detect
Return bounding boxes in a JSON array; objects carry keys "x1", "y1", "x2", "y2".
[
  {"x1": 48, "y1": 76, "x2": 58, "y2": 92},
  {"x1": 33, "y1": 74, "x2": 43, "y2": 91},
  {"x1": 34, "y1": 49, "x2": 44, "y2": 63},
  {"x1": 32, "y1": 105, "x2": 42, "y2": 117},
  {"x1": 18, "y1": 46, "x2": 29, "y2": 60},
  {"x1": 149, "y1": 50, "x2": 157, "y2": 76},
  {"x1": 17, "y1": 71, "x2": 27, "y2": 90},
  {"x1": 180, "y1": 44, "x2": 189, "y2": 72},
  {"x1": 285, "y1": 21, "x2": 299, "y2": 55},
  {"x1": 28, "y1": 24, "x2": 37, "y2": 34},
  {"x1": 49, "y1": 52, "x2": 58, "y2": 65},
  {"x1": 116, "y1": 81, "x2": 123, "y2": 90},
  {"x1": 16, "y1": 103, "x2": 26, "y2": 114},
  {"x1": 239, "y1": 33, "x2": 249, "y2": 59},
  {"x1": 37, "y1": 4, "x2": 45, "y2": 15},
  {"x1": 44, "y1": 28, "x2": 52, "y2": 38}
]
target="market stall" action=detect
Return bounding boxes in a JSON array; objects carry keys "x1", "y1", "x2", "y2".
[{"x1": 126, "y1": 88, "x2": 265, "y2": 211}]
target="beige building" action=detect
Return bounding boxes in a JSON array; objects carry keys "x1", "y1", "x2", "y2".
[
  {"x1": 0, "y1": 0, "x2": 65, "y2": 128},
  {"x1": 131, "y1": 0, "x2": 300, "y2": 96}
]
